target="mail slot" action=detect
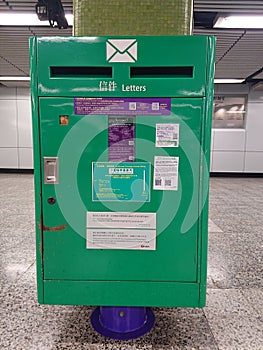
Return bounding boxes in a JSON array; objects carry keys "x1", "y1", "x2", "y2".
[{"x1": 30, "y1": 36, "x2": 215, "y2": 338}]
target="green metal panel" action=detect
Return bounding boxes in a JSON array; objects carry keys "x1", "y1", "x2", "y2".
[
  {"x1": 198, "y1": 36, "x2": 216, "y2": 307},
  {"x1": 30, "y1": 37, "x2": 44, "y2": 303},
  {"x1": 35, "y1": 36, "x2": 207, "y2": 97},
  {"x1": 39, "y1": 97, "x2": 202, "y2": 282},
  {"x1": 30, "y1": 36, "x2": 215, "y2": 307},
  {"x1": 44, "y1": 281, "x2": 200, "y2": 307}
]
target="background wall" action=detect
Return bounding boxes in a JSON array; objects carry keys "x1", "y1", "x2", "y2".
[
  {"x1": 210, "y1": 84, "x2": 263, "y2": 173},
  {"x1": 0, "y1": 84, "x2": 263, "y2": 172},
  {"x1": 0, "y1": 87, "x2": 33, "y2": 169}
]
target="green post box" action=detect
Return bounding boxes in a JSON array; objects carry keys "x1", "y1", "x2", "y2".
[{"x1": 30, "y1": 36, "x2": 215, "y2": 324}]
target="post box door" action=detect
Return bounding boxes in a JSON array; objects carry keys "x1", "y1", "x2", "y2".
[{"x1": 39, "y1": 97, "x2": 204, "y2": 283}]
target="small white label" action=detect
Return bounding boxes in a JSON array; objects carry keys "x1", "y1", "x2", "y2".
[
  {"x1": 153, "y1": 156, "x2": 179, "y2": 191},
  {"x1": 129, "y1": 102, "x2": 137, "y2": 110},
  {"x1": 152, "y1": 102, "x2": 160, "y2": 111},
  {"x1": 156, "y1": 123, "x2": 179, "y2": 147},
  {"x1": 87, "y1": 212, "x2": 156, "y2": 250}
]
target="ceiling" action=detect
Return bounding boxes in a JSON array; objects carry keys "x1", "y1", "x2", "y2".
[{"x1": 0, "y1": 0, "x2": 263, "y2": 88}]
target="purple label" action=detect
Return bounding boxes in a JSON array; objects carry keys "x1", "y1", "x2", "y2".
[
  {"x1": 108, "y1": 116, "x2": 135, "y2": 162},
  {"x1": 74, "y1": 97, "x2": 171, "y2": 116}
]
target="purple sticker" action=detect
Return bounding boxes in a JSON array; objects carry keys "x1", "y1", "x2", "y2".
[
  {"x1": 74, "y1": 97, "x2": 171, "y2": 116},
  {"x1": 108, "y1": 116, "x2": 135, "y2": 162}
]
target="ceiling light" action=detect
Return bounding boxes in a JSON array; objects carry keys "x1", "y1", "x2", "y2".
[
  {"x1": 0, "y1": 77, "x2": 30, "y2": 81},
  {"x1": 214, "y1": 15, "x2": 263, "y2": 29},
  {"x1": 0, "y1": 12, "x2": 73, "y2": 26},
  {"x1": 214, "y1": 79, "x2": 245, "y2": 84}
]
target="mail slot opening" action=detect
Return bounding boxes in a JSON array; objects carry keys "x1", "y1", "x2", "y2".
[
  {"x1": 50, "y1": 66, "x2": 112, "y2": 78},
  {"x1": 130, "y1": 66, "x2": 193, "y2": 78}
]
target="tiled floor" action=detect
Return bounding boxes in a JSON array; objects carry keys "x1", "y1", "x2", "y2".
[{"x1": 0, "y1": 174, "x2": 262, "y2": 350}]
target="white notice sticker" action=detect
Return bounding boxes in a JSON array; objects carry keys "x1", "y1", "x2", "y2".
[
  {"x1": 86, "y1": 212, "x2": 156, "y2": 250},
  {"x1": 156, "y1": 123, "x2": 179, "y2": 147},
  {"x1": 87, "y1": 229, "x2": 156, "y2": 250},
  {"x1": 153, "y1": 156, "x2": 179, "y2": 191}
]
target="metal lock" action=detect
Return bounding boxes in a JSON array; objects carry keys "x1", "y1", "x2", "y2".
[{"x1": 44, "y1": 157, "x2": 59, "y2": 184}]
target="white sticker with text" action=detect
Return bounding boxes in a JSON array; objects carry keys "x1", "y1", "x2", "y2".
[
  {"x1": 156, "y1": 123, "x2": 179, "y2": 147},
  {"x1": 154, "y1": 156, "x2": 179, "y2": 191},
  {"x1": 86, "y1": 212, "x2": 156, "y2": 250}
]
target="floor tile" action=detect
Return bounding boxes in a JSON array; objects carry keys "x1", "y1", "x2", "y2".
[
  {"x1": 204, "y1": 289, "x2": 263, "y2": 350},
  {"x1": 0, "y1": 250, "x2": 35, "y2": 283},
  {"x1": 0, "y1": 306, "x2": 218, "y2": 350},
  {"x1": 0, "y1": 228, "x2": 35, "y2": 253},
  {"x1": 209, "y1": 178, "x2": 263, "y2": 234},
  {"x1": 207, "y1": 231, "x2": 263, "y2": 288},
  {"x1": 0, "y1": 282, "x2": 85, "y2": 315},
  {"x1": 0, "y1": 213, "x2": 35, "y2": 234},
  {"x1": 0, "y1": 206, "x2": 35, "y2": 217},
  {"x1": 241, "y1": 288, "x2": 263, "y2": 318},
  {"x1": 211, "y1": 217, "x2": 263, "y2": 233},
  {"x1": 16, "y1": 261, "x2": 37, "y2": 285},
  {"x1": 208, "y1": 219, "x2": 223, "y2": 233}
]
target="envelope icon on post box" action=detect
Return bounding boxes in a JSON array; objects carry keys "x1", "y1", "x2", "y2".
[{"x1": 106, "y1": 39, "x2": 137, "y2": 63}]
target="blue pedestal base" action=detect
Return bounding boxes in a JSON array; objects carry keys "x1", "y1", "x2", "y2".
[{"x1": 91, "y1": 306, "x2": 155, "y2": 340}]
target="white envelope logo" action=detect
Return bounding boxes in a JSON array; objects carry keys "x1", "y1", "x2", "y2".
[{"x1": 106, "y1": 39, "x2": 137, "y2": 63}]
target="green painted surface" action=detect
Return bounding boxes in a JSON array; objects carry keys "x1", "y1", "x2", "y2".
[
  {"x1": 30, "y1": 37, "x2": 44, "y2": 303},
  {"x1": 39, "y1": 97, "x2": 201, "y2": 282},
  {"x1": 44, "y1": 280, "x2": 200, "y2": 307},
  {"x1": 30, "y1": 36, "x2": 215, "y2": 307},
  {"x1": 35, "y1": 36, "x2": 207, "y2": 97},
  {"x1": 73, "y1": 0, "x2": 193, "y2": 36}
]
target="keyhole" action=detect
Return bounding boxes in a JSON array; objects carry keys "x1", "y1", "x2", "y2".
[{"x1": 47, "y1": 197, "x2": 56, "y2": 205}]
